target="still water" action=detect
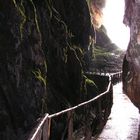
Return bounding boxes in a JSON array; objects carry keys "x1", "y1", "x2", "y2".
[{"x1": 97, "y1": 82, "x2": 140, "y2": 140}]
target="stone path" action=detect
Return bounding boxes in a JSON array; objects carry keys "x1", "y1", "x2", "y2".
[{"x1": 97, "y1": 83, "x2": 140, "y2": 140}]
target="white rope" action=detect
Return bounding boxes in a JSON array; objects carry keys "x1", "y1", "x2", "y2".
[{"x1": 30, "y1": 113, "x2": 49, "y2": 140}]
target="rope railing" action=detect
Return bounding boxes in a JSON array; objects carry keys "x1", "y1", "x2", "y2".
[
  {"x1": 28, "y1": 71, "x2": 122, "y2": 140},
  {"x1": 110, "y1": 71, "x2": 122, "y2": 84},
  {"x1": 49, "y1": 78, "x2": 111, "y2": 119}
]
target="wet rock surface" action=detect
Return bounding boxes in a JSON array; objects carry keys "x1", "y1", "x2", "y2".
[{"x1": 97, "y1": 83, "x2": 140, "y2": 140}]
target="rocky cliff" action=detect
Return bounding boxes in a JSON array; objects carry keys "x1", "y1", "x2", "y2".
[
  {"x1": 0, "y1": 0, "x2": 96, "y2": 139},
  {"x1": 123, "y1": 0, "x2": 140, "y2": 110}
]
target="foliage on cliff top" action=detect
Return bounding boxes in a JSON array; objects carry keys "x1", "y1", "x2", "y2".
[{"x1": 89, "y1": 25, "x2": 125, "y2": 73}]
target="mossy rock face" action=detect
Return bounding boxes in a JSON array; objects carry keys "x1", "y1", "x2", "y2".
[
  {"x1": 0, "y1": 1, "x2": 46, "y2": 139},
  {"x1": 0, "y1": 0, "x2": 93, "y2": 139},
  {"x1": 45, "y1": 0, "x2": 92, "y2": 109},
  {"x1": 52, "y1": 0, "x2": 91, "y2": 49}
]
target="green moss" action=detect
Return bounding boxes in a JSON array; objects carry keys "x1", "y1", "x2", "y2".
[
  {"x1": 84, "y1": 75, "x2": 97, "y2": 87},
  {"x1": 29, "y1": 0, "x2": 41, "y2": 35},
  {"x1": 32, "y1": 69, "x2": 47, "y2": 86},
  {"x1": 93, "y1": 46, "x2": 111, "y2": 59},
  {"x1": 44, "y1": 61, "x2": 47, "y2": 71},
  {"x1": 12, "y1": 0, "x2": 26, "y2": 40},
  {"x1": 63, "y1": 47, "x2": 68, "y2": 63}
]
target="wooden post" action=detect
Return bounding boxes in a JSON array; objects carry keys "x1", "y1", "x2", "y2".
[
  {"x1": 98, "y1": 98, "x2": 102, "y2": 129},
  {"x1": 34, "y1": 129, "x2": 42, "y2": 140},
  {"x1": 84, "y1": 105, "x2": 92, "y2": 140},
  {"x1": 98, "y1": 99, "x2": 102, "y2": 118},
  {"x1": 84, "y1": 129, "x2": 92, "y2": 140},
  {"x1": 67, "y1": 111, "x2": 73, "y2": 140},
  {"x1": 42, "y1": 118, "x2": 51, "y2": 140}
]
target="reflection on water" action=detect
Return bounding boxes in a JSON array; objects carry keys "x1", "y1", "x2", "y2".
[{"x1": 97, "y1": 82, "x2": 140, "y2": 140}]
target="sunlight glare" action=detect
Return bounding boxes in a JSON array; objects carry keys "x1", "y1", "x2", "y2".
[{"x1": 103, "y1": 0, "x2": 130, "y2": 50}]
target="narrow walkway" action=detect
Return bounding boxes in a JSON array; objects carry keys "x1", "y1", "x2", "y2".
[{"x1": 97, "y1": 83, "x2": 140, "y2": 140}]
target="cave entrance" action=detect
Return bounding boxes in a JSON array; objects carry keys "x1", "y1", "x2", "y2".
[{"x1": 103, "y1": 0, "x2": 130, "y2": 50}]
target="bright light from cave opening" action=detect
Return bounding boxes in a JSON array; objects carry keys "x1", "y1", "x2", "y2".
[{"x1": 103, "y1": 0, "x2": 130, "y2": 50}]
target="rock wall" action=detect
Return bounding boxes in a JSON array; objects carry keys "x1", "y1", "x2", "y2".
[
  {"x1": 0, "y1": 0, "x2": 94, "y2": 139},
  {"x1": 0, "y1": 0, "x2": 47, "y2": 139},
  {"x1": 123, "y1": 0, "x2": 140, "y2": 109}
]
